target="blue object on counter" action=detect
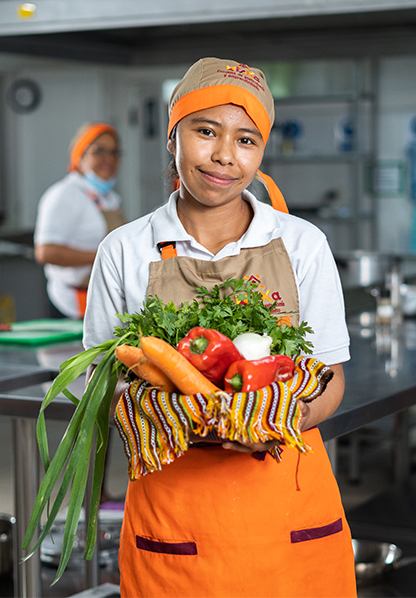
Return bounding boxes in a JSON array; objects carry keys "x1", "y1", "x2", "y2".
[
  {"x1": 335, "y1": 117, "x2": 354, "y2": 152},
  {"x1": 406, "y1": 116, "x2": 416, "y2": 253},
  {"x1": 407, "y1": 115, "x2": 416, "y2": 203},
  {"x1": 281, "y1": 120, "x2": 302, "y2": 140},
  {"x1": 410, "y1": 208, "x2": 416, "y2": 253}
]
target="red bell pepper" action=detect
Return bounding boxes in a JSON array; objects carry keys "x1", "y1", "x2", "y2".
[
  {"x1": 177, "y1": 327, "x2": 242, "y2": 386},
  {"x1": 274, "y1": 355, "x2": 296, "y2": 382},
  {"x1": 224, "y1": 355, "x2": 295, "y2": 393}
]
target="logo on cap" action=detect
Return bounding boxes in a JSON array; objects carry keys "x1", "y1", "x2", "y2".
[
  {"x1": 226, "y1": 63, "x2": 257, "y2": 79},
  {"x1": 218, "y1": 63, "x2": 265, "y2": 93}
]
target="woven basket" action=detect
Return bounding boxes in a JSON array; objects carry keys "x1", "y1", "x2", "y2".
[{"x1": 114, "y1": 356, "x2": 333, "y2": 478}]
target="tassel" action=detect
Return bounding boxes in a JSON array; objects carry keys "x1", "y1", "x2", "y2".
[{"x1": 113, "y1": 358, "x2": 330, "y2": 478}]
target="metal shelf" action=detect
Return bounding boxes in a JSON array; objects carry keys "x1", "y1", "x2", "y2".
[
  {"x1": 266, "y1": 60, "x2": 377, "y2": 250},
  {"x1": 291, "y1": 212, "x2": 375, "y2": 222},
  {"x1": 262, "y1": 153, "x2": 370, "y2": 164},
  {"x1": 274, "y1": 93, "x2": 374, "y2": 106}
]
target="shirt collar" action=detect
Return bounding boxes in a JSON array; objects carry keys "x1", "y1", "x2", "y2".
[
  {"x1": 238, "y1": 190, "x2": 282, "y2": 248},
  {"x1": 151, "y1": 191, "x2": 193, "y2": 247},
  {"x1": 150, "y1": 189, "x2": 282, "y2": 250}
]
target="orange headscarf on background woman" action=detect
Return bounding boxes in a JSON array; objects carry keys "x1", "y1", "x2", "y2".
[
  {"x1": 68, "y1": 122, "x2": 117, "y2": 172},
  {"x1": 167, "y1": 57, "x2": 288, "y2": 213}
]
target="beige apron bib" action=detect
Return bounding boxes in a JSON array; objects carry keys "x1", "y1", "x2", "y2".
[
  {"x1": 148, "y1": 238, "x2": 299, "y2": 326},
  {"x1": 118, "y1": 238, "x2": 356, "y2": 598}
]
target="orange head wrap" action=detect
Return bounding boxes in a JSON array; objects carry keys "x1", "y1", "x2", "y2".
[
  {"x1": 68, "y1": 122, "x2": 118, "y2": 172},
  {"x1": 168, "y1": 57, "x2": 287, "y2": 213}
]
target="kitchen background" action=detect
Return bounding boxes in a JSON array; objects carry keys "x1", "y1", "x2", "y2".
[
  {"x1": 0, "y1": 55, "x2": 415, "y2": 249},
  {"x1": 1, "y1": 51, "x2": 416, "y2": 319},
  {"x1": 1, "y1": 2, "x2": 416, "y2": 597}
]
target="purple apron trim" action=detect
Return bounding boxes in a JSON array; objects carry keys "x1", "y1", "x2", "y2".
[
  {"x1": 136, "y1": 535, "x2": 197, "y2": 555},
  {"x1": 290, "y1": 517, "x2": 343, "y2": 543}
]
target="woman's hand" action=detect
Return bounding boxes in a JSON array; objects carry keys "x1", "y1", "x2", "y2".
[
  {"x1": 298, "y1": 364, "x2": 345, "y2": 431},
  {"x1": 299, "y1": 400, "x2": 312, "y2": 431},
  {"x1": 222, "y1": 440, "x2": 277, "y2": 453}
]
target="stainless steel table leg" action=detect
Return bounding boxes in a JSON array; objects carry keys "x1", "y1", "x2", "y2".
[
  {"x1": 12, "y1": 418, "x2": 41, "y2": 598},
  {"x1": 393, "y1": 409, "x2": 410, "y2": 485},
  {"x1": 324, "y1": 438, "x2": 337, "y2": 476},
  {"x1": 348, "y1": 431, "x2": 361, "y2": 484}
]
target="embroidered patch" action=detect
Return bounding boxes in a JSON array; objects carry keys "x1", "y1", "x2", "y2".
[
  {"x1": 243, "y1": 273, "x2": 286, "y2": 310},
  {"x1": 216, "y1": 64, "x2": 265, "y2": 93}
]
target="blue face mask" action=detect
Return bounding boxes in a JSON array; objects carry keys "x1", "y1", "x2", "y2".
[{"x1": 84, "y1": 171, "x2": 117, "y2": 196}]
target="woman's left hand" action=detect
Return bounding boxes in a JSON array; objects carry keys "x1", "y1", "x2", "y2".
[
  {"x1": 299, "y1": 400, "x2": 312, "y2": 431},
  {"x1": 222, "y1": 440, "x2": 277, "y2": 453}
]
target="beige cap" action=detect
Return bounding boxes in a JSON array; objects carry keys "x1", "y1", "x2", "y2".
[{"x1": 168, "y1": 57, "x2": 275, "y2": 142}]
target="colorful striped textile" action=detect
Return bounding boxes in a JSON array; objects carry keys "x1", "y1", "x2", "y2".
[{"x1": 114, "y1": 356, "x2": 333, "y2": 479}]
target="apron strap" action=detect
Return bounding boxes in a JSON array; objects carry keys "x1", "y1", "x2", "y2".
[
  {"x1": 74, "y1": 287, "x2": 87, "y2": 318},
  {"x1": 157, "y1": 241, "x2": 177, "y2": 260}
]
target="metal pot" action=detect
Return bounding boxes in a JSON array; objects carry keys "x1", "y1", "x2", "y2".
[
  {"x1": 0, "y1": 514, "x2": 14, "y2": 577},
  {"x1": 401, "y1": 283, "x2": 416, "y2": 316},
  {"x1": 352, "y1": 539, "x2": 416, "y2": 583},
  {"x1": 353, "y1": 539, "x2": 401, "y2": 583},
  {"x1": 335, "y1": 251, "x2": 393, "y2": 288}
]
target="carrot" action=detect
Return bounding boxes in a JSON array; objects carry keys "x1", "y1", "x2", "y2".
[
  {"x1": 115, "y1": 344, "x2": 176, "y2": 392},
  {"x1": 139, "y1": 336, "x2": 219, "y2": 395}
]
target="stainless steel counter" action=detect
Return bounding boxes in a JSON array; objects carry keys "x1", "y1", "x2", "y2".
[
  {"x1": 321, "y1": 320, "x2": 416, "y2": 439},
  {"x1": 2, "y1": 321, "x2": 416, "y2": 438}
]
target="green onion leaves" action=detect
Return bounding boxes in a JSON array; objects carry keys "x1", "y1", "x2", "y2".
[{"x1": 24, "y1": 277, "x2": 313, "y2": 584}]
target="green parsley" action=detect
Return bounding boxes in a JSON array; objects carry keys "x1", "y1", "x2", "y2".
[{"x1": 114, "y1": 277, "x2": 313, "y2": 357}]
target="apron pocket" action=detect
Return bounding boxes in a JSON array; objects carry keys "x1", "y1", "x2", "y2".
[
  {"x1": 136, "y1": 534, "x2": 197, "y2": 555},
  {"x1": 290, "y1": 517, "x2": 343, "y2": 543}
]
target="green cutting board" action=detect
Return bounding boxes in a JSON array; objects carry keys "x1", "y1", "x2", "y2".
[{"x1": 0, "y1": 319, "x2": 84, "y2": 346}]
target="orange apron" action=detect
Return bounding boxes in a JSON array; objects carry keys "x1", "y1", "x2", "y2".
[{"x1": 118, "y1": 240, "x2": 356, "y2": 598}]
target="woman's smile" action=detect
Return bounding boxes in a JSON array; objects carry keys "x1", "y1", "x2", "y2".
[
  {"x1": 198, "y1": 168, "x2": 239, "y2": 187},
  {"x1": 168, "y1": 104, "x2": 265, "y2": 209}
]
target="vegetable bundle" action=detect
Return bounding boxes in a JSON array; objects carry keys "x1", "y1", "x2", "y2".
[
  {"x1": 114, "y1": 277, "x2": 313, "y2": 357},
  {"x1": 23, "y1": 278, "x2": 315, "y2": 582}
]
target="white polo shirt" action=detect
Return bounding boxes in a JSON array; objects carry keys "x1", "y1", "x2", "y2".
[
  {"x1": 83, "y1": 191, "x2": 350, "y2": 365},
  {"x1": 34, "y1": 172, "x2": 121, "y2": 318}
]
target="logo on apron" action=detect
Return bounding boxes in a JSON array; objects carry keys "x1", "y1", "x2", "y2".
[{"x1": 243, "y1": 274, "x2": 291, "y2": 326}]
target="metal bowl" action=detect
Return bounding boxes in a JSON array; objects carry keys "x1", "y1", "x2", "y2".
[
  {"x1": 0, "y1": 514, "x2": 15, "y2": 577},
  {"x1": 335, "y1": 252, "x2": 393, "y2": 288},
  {"x1": 401, "y1": 283, "x2": 416, "y2": 316},
  {"x1": 352, "y1": 539, "x2": 402, "y2": 583}
]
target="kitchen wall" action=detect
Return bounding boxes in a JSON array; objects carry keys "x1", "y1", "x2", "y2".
[
  {"x1": 0, "y1": 52, "x2": 415, "y2": 256},
  {"x1": 376, "y1": 56, "x2": 416, "y2": 254},
  {"x1": 0, "y1": 55, "x2": 180, "y2": 231}
]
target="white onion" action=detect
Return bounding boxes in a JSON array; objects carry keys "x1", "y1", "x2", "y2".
[{"x1": 232, "y1": 332, "x2": 272, "y2": 360}]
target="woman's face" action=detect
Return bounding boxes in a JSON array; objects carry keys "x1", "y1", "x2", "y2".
[
  {"x1": 168, "y1": 104, "x2": 266, "y2": 209},
  {"x1": 79, "y1": 133, "x2": 120, "y2": 180}
]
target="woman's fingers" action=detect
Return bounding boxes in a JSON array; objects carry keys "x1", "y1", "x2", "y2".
[
  {"x1": 299, "y1": 400, "x2": 311, "y2": 431},
  {"x1": 222, "y1": 440, "x2": 276, "y2": 453}
]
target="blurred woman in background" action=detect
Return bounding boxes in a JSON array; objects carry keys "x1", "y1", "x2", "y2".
[{"x1": 34, "y1": 122, "x2": 124, "y2": 319}]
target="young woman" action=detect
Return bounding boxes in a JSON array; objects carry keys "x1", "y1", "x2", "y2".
[
  {"x1": 83, "y1": 58, "x2": 356, "y2": 597},
  {"x1": 34, "y1": 122, "x2": 124, "y2": 319}
]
